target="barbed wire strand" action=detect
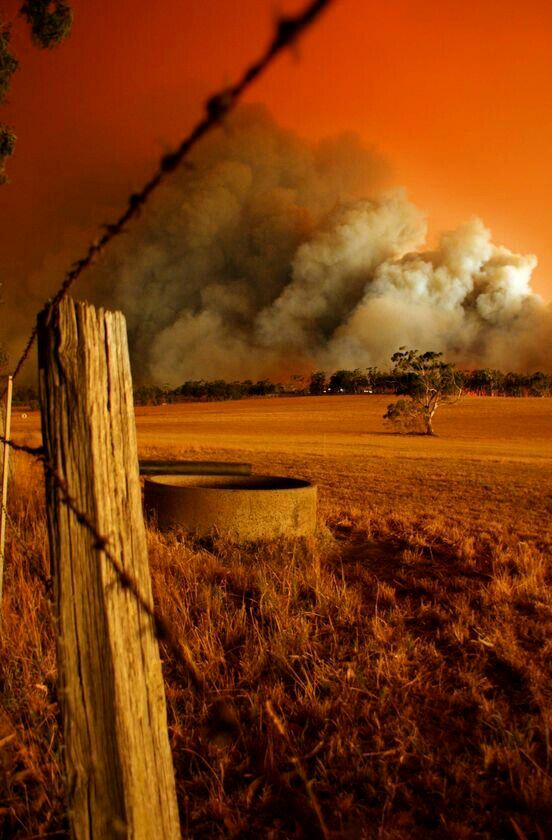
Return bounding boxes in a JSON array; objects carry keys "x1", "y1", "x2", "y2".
[
  {"x1": 0, "y1": 429, "x2": 205, "y2": 687},
  {"x1": 0, "y1": 0, "x2": 334, "y2": 694},
  {"x1": 0, "y1": 434, "x2": 206, "y2": 691},
  {"x1": 44, "y1": 465, "x2": 206, "y2": 693},
  {"x1": 0, "y1": 436, "x2": 43, "y2": 458},
  {"x1": 5, "y1": 0, "x2": 334, "y2": 393}
]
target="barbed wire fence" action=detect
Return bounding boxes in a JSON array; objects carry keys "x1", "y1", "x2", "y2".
[
  {"x1": 3, "y1": 0, "x2": 333, "y2": 391},
  {"x1": 0, "y1": 3, "x2": 334, "y2": 829},
  {"x1": 0, "y1": 0, "x2": 333, "y2": 837}
]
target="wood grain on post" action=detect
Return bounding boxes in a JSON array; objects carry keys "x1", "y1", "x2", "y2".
[{"x1": 37, "y1": 297, "x2": 180, "y2": 840}]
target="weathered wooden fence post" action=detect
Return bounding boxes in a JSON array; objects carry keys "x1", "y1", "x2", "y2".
[{"x1": 37, "y1": 297, "x2": 180, "y2": 840}]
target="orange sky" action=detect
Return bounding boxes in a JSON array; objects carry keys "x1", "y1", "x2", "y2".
[{"x1": 1, "y1": 0, "x2": 551, "y2": 353}]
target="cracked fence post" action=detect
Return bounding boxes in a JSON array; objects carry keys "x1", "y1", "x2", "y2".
[{"x1": 37, "y1": 297, "x2": 180, "y2": 840}]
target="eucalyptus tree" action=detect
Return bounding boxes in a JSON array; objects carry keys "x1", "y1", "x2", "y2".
[{"x1": 384, "y1": 348, "x2": 462, "y2": 436}]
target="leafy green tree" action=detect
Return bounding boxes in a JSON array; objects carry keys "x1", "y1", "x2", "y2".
[
  {"x1": 309, "y1": 371, "x2": 326, "y2": 395},
  {"x1": 0, "y1": 24, "x2": 18, "y2": 184},
  {"x1": 0, "y1": 26, "x2": 18, "y2": 102},
  {"x1": 250, "y1": 379, "x2": 277, "y2": 396},
  {"x1": 351, "y1": 368, "x2": 370, "y2": 393},
  {"x1": 287, "y1": 373, "x2": 306, "y2": 394},
  {"x1": 364, "y1": 366, "x2": 380, "y2": 392},
  {"x1": 469, "y1": 368, "x2": 504, "y2": 397},
  {"x1": 384, "y1": 348, "x2": 462, "y2": 436},
  {"x1": 20, "y1": 1, "x2": 73, "y2": 49},
  {"x1": 528, "y1": 371, "x2": 551, "y2": 397},
  {"x1": 503, "y1": 371, "x2": 525, "y2": 397},
  {"x1": 328, "y1": 369, "x2": 355, "y2": 393},
  {"x1": 0, "y1": 2, "x2": 73, "y2": 182},
  {"x1": 327, "y1": 368, "x2": 373, "y2": 394},
  {"x1": 383, "y1": 398, "x2": 421, "y2": 432},
  {"x1": 371, "y1": 368, "x2": 395, "y2": 394}
]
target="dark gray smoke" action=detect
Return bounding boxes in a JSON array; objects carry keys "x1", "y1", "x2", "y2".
[{"x1": 83, "y1": 105, "x2": 550, "y2": 383}]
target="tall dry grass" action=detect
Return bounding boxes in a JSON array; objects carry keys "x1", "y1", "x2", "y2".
[
  {"x1": 0, "y1": 456, "x2": 65, "y2": 838},
  {"x1": 1, "y1": 400, "x2": 551, "y2": 838}
]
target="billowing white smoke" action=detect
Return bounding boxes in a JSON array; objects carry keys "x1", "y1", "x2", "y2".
[
  {"x1": 85, "y1": 105, "x2": 550, "y2": 383},
  {"x1": 327, "y1": 218, "x2": 549, "y2": 372}
]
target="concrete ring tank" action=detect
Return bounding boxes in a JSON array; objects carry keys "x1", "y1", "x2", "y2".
[{"x1": 143, "y1": 474, "x2": 317, "y2": 540}]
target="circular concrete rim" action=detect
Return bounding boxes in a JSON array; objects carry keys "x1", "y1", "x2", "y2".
[
  {"x1": 143, "y1": 473, "x2": 317, "y2": 540},
  {"x1": 144, "y1": 474, "x2": 313, "y2": 491}
]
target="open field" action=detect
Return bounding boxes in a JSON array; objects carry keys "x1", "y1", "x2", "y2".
[
  {"x1": 1, "y1": 396, "x2": 551, "y2": 838},
  {"x1": 10, "y1": 395, "x2": 552, "y2": 542}
]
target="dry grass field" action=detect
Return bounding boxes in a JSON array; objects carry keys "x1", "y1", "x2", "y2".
[{"x1": 1, "y1": 396, "x2": 551, "y2": 838}]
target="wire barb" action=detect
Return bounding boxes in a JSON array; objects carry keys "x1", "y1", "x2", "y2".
[{"x1": 0, "y1": 435, "x2": 43, "y2": 458}]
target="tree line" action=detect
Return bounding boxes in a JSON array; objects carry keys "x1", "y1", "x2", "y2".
[
  {"x1": 141, "y1": 366, "x2": 550, "y2": 404},
  {"x1": 10, "y1": 365, "x2": 550, "y2": 409}
]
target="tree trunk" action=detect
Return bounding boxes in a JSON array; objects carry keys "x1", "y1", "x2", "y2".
[
  {"x1": 37, "y1": 297, "x2": 180, "y2": 840},
  {"x1": 425, "y1": 408, "x2": 436, "y2": 435}
]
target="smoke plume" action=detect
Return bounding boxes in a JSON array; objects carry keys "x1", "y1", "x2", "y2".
[{"x1": 83, "y1": 105, "x2": 551, "y2": 383}]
